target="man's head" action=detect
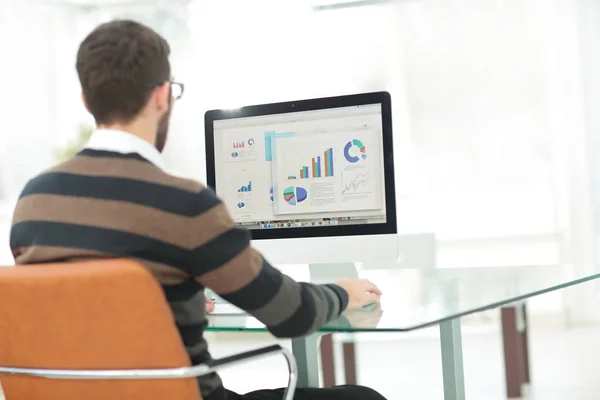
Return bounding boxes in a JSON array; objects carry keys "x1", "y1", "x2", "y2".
[{"x1": 76, "y1": 19, "x2": 180, "y2": 152}]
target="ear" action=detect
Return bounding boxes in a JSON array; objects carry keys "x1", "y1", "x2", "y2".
[
  {"x1": 81, "y1": 92, "x2": 91, "y2": 114},
  {"x1": 152, "y1": 82, "x2": 171, "y2": 113}
]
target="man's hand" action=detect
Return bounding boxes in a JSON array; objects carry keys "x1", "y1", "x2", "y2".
[
  {"x1": 205, "y1": 296, "x2": 215, "y2": 313},
  {"x1": 335, "y1": 279, "x2": 382, "y2": 311}
]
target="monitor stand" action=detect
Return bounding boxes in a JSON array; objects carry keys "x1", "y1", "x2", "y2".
[
  {"x1": 308, "y1": 262, "x2": 359, "y2": 285},
  {"x1": 290, "y1": 262, "x2": 360, "y2": 387}
]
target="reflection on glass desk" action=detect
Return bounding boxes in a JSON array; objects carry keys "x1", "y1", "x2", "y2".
[{"x1": 207, "y1": 266, "x2": 600, "y2": 332}]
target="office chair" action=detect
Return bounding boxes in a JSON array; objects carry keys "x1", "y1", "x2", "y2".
[{"x1": 0, "y1": 259, "x2": 297, "y2": 400}]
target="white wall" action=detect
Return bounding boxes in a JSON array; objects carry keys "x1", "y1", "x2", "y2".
[{"x1": 1, "y1": 0, "x2": 598, "y2": 274}]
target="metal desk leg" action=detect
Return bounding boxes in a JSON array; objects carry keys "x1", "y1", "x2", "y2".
[
  {"x1": 320, "y1": 334, "x2": 336, "y2": 387},
  {"x1": 501, "y1": 303, "x2": 528, "y2": 398},
  {"x1": 343, "y1": 341, "x2": 357, "y2": 385},
  {"x1": 292, "y1": 334, "x2": 320, "y2": 388},
  {"x1": 322, "y1": 335, "x2": 358, "y2": 386},
  {"x1": 521, "y1": 303, "x2": 531, "y2": 384},
  {"x1": 440, "y1": 318, "x2": 466, "y2": 400}
]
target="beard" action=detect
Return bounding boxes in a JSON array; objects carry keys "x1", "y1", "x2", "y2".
[{"x1": 155, "y1": 95, "x2": 173, "y2": 153}]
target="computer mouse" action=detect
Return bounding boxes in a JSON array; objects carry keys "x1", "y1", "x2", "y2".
[{"x1": 356, "y1": 302, "x2": 378, "y2": 312}]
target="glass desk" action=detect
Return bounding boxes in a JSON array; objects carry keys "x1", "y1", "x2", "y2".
[{"x1": 207, "y1": 266, "x2": 600, "y2": 400}]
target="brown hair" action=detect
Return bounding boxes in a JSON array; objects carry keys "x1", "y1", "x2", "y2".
[{"x1": 76, "y1": 19, "x2": 171, "y2": 125}]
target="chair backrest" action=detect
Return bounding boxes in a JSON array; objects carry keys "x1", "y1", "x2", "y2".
[{"x1": 0, "y1": 259, "x2": 201, "y2": 400}]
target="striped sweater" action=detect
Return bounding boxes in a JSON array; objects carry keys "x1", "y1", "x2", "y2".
[{"x1": 10, "y1": 149, "x2": 348, "y2": 397}]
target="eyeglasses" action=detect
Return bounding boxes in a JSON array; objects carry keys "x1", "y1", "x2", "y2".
[
  {"x1": 170, "y1": 81, "x2": 184, "y2": 100},
  {"x1": 150, "y1": 79, "x2": 185, "y2": 100}
]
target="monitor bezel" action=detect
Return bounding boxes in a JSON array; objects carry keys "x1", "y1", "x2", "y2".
[{"x1": 204, "y1": 91, "x2": 397, "y2": 240}]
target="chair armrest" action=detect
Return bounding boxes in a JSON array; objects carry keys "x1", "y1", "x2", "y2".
[{"x1": 0, "y1": 344, "x2": 297, "y2": 400}]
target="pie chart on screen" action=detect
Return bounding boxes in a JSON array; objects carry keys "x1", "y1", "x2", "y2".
[
  {"x1": 343, "y1": 139, "x2": 367, "y2": 163},
  {"x1": 283, "y1": 186, "x2": 307, "y2": 206}
]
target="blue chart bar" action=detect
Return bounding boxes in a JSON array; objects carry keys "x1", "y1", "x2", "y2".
[
  {"x1": 300, "y1": 166, "x2": 309, "y2": 179},
  {"x1": 238, "y1": 181, "x2": 252, "y2": 192},
  {"x1": 317, "y1": 156, "x2": 322, "y2": 178},
  {"x1": 312, "y1": 156, "x2": 322, "y2": 178},
  {"x1": 324, "y1": 148, "x2": 334, "y2": 177}
]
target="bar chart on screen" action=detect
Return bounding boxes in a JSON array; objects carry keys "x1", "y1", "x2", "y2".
[
  {"x1": 292, "y1": 147, "x2": 335, "y2": 180},
  {"x1": 226, "y1": 135, "x2": 258, "y2": 162},
  {"x1": 229, "y1": 169, "x2": 258, "y2": 216},
  {"x1": 237, "y1": 181, "x2": 252, "y2": 193}
]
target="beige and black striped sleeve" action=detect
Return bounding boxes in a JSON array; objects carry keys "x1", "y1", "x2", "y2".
[{"x1": 185, "y1": 186, "x2": 349, "y2": 338}]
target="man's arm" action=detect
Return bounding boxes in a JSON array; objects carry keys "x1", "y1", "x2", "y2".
[{"x1": 184, "y1": 187, "x2": 348, "y2": 338}]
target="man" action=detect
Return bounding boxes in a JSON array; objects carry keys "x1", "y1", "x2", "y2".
[{"x1": 10, "y1": 20, "x2": 386, "y2": 400}]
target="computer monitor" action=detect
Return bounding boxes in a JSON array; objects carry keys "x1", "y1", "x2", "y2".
[{"x1": 205, "y1": 91, "x2": 398, "y2": 265}]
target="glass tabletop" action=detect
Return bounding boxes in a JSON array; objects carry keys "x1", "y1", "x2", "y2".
[{"x1": 207, "y1": 265, "x2": 600, "y2": 332}]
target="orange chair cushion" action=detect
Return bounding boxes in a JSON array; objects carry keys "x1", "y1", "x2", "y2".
[{"x1": 0, "y1": 259, "x2": 201, "y2": 400}]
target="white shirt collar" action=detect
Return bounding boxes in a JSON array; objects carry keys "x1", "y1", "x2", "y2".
[{"x1": 84, "y1": 129, "x2": 167, "y2": 171}]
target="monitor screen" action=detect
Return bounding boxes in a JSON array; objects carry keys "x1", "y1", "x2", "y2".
[
  {"x1": 206, "y1": 94, "x2": 396, "y2": 238},
  {"x1": 205, "y1": 92, "x2": 396, "y2": 240}
]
